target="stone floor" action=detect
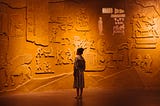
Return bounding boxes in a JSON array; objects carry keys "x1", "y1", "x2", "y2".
[{"x1": 0, "y1": 88, "x2": 160, "y2": 106}]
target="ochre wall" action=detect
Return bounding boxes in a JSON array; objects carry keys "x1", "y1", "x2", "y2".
[{"x1": 0, "y1": 0, "x2": 160, "y2": 94}]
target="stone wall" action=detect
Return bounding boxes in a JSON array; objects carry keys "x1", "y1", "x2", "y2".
[{"x1": 0, "y1": 0, "x2": 160, "y2": 93}]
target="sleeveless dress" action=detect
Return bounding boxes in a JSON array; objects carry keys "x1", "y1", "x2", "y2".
[{"x1": 73, "y1": 55, "x2": 86, "y2": 88}]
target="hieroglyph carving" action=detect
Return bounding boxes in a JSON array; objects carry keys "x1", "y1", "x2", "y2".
[
  {"x1": 73, "y1": 36, "x2": 95, "y2": 50},
  {"x1": 131, "y1": 14, "x2": 159, "y2": 49},
  {"x1": 35, "y1": 47, "x2": 54, "y2": 74},
  {"x1": 49, "y1": 16, "x2": 74, "y2": 31},
  {"x1": 9, "y1": 15, "x2": 24, "y2": 37},
  {"x1": 76, "y1": 8, "x2": 90, "y2": 31},
  {"x1": 4, "y1": 54, "x2": 33, "y2": 87},
  {"x1": 56, "y1": 48, "x2": 73, "y2": 65},
  {"x1": 49, "y1": 16, "x2": 74, "y2": 43},
  {"x1": 132, "y1": 54, "x2": 152, "y2": 73},
  {"x1": 96, "y1": 38, "x2": 130, "y2": 68}
]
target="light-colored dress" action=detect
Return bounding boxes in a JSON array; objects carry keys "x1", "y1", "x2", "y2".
[{"x1": 73, "y1": 55, "x2": 86, "y2": 88}]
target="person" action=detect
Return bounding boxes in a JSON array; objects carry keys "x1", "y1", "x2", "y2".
[{"x1": 73, "y1": 48, "x2": 86, "y2": 99}]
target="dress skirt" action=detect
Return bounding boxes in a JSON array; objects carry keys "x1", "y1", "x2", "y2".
[{"x1": 73, "y1": 70, "x2": 84, "y2": 88}]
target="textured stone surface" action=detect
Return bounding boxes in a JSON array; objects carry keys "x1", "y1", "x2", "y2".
[{"x1": 1, "y1": 0, "x2": 160, "y2": 94}]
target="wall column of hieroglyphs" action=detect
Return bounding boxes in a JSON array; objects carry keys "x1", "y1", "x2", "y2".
[{"x1": 1, "y1": 0, "x2": 160, "y2": 93}]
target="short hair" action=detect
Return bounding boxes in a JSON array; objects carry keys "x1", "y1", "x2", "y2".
[{"x1": 77, "y1": 48, "x2": 84, "y2": 55}]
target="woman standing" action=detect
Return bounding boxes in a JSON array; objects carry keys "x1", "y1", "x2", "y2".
[{"x1": 73, "y1": 48, "x2": 86, "y2": 99}]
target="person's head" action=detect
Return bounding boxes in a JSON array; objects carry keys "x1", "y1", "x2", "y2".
[{"x1": 76, "y1": 48, "x2": 84, "y2": 55}]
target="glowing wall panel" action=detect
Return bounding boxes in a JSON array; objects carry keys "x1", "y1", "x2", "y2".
[{"x1": 0, "y1": 0, "x2": 160, "y2": 94}]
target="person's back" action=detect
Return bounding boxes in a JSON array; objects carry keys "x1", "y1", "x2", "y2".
[{"x1": 73, "y1": 48, "x2": 86, "y2": 99}]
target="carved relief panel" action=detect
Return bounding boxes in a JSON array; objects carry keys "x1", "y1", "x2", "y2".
[
  {"x1": 76, "y1": 8, "x2": 90, "y2": 31},
  {"x1": 1, "y1": 0, "x2": 160, "y2": 93},
  {"x1": 131, "y1": 15, "x2": 159, "y2": 49},
  {"x1": 126, "y1": 0, "x2": 160, "y2": 79},
  {"x1": 26, "y1": 0, "x2": 49, "y2": 46},
  {"x1": 9, "y1": 14, "x2": 25, "y2": 37}
]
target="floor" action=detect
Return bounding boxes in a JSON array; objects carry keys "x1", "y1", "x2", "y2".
[{"x1": 0, "y1": 88, "x2": 160, "y2": 106}]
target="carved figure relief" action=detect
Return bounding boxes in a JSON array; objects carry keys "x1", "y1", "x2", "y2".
[
  {"x1": 56, "y1": 50, "x2": 63, "y2": 65},
  {"x1": 132, "y1": 54, "x2": 152, "y2": 73},
  {"x1": 74, "y1": 36, "x2": 96, "y2": 51},
  {"x1": 35, "y1": 58, "x2": 42, "y2": 72},
  {"x1": 36, "y1": 47, "x2": 55, "y2": 58},
  {"x1": 35, "y1": 48, "x2": 54, "y2": 74},
  {"x1": 35, "y1": 59, "x2": 52, "y2": 74},
  {"x1": 131, "y1": 54, "x2": 141, "y2": 72},
  {"x1": 49, "y1": 23, "x2": 59, "y2": 43},
  {"x1": 76, "y1": 8, "x2": 90, "y2": 31},
  {"x1": 9, "y1": 64, "x2": 32, "y2": 86},
  {"x1": 96, "y1": 41, "x2": 130, "y2": 69},
  {"x1": 141, "y1": 54, "x2": 152, "y2": 73},
  {"x1": 73, "y1": 36, "x2": 86, "y2": 49},
  {"x1": 49, "y1": 16, "x2": 74, "y2": 31},
  {"x1": 131, "y1": 14, "x2": 159, "y2": 49},
  {"x1": 98, "y1": 17, "x2": 104, "y2": 35},
  {"x1": 9, "y1": 15, "x2": 24, "y2": 37},
  {"x1": 56, "y1": 49, "x2": 73, "y2": 65},
  {"x1": 5, "y1": 54, "x2": 33, "y2": 87},
  {"x1": 43, "y1": 62, "x2": 52, "y2": 72},
  {"x1": 61, "y1": 38, "x2": 71, "y2": 46},
  {"x1": 49, "y1": 16, "x2": 74, "y2": 43},
  {"x1": 97, "y1": 39, "x2": 106, "y2": 56},
  {"x1": 57, "y1": 17, "x2": 74, "y2": 31}
]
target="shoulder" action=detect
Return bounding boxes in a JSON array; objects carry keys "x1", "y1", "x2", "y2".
[
  {"x1": 75, "y1": 55, "x2": 84, "y2": 62},
  {"x1": 75, "y1": 55, "x2": 81, "y2": 59}
]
